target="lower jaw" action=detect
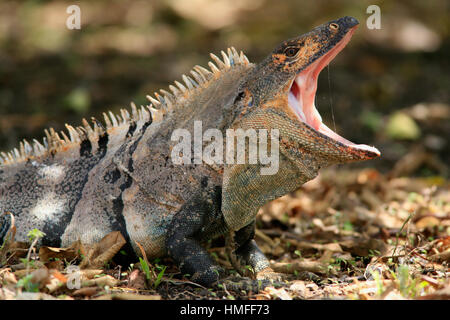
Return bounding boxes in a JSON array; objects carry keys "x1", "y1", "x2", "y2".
[{"x1": 288, "y1": 80, "x2": 380, "y2": 157}]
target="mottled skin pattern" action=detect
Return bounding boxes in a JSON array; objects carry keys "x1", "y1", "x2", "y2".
[{"x1": 0, "y1": 17, "x2": 379, "y2": 286}]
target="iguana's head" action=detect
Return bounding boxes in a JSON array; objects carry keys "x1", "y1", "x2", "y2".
[{"x1": 238, "y1": 16, "x2": 380, "y2": 168}]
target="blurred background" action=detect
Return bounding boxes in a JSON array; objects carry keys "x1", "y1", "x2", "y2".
[{"x1": 0, "y1": 0, "x2": 448, "y2": 177}]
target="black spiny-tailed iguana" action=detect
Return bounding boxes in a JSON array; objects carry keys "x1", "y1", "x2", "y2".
[{"x1": 0, "y1": 17, "x2": 380, "y2": 286}]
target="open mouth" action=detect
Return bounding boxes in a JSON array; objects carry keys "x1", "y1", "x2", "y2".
[{"x1": 287, "y1": 27, "x2": 380, "y2": 156}]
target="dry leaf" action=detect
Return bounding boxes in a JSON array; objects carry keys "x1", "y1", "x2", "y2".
[
  {"x1": 127, "y1": 269, "x2": 147, "y2": 290},
  {"x1": 45, "y1": 276, "x2": 65, "y2": 293},
  {"x1": 0, "y1": 287, "x2": 16, "y2": 300},
  {"x1": 95, "y1": 292, "x2": 161, "y2": 300},
  {"x1": 83, "y1": 275, "x2": 120, "y2": 287},
  {"x1": 339, "y1": 238, "x2": 387, "y2": 257},
  {"x1": 80, "y1": 269, "x2": 104, "y2": 280},
  {"x1": 79, "y1": 231, "x2": 126, "y2": 269},
  {"x1": 0, "y1": 268, "x2": 16, "y2": 281},
  {"x1": 263, "y1": 286, "x2": 292, "y2": 300},
  {"x1": 271, "y1": 260, "x2": 326, "y2": 274},
  {"x1": 39, "y1": 246, "x2": 78, "y2": 263},
  {"x1": 415, "y1": 216, "x2": 440, "y2": 229},
  {"x1": 289, "y1": 280, "x2": 307, "y2": 294},
  {"x1": 72, "y1": 287, "x2": 99, "y2": 297},
  {"x1": 430, "y1": 249, "x2": 450, "y2": 262},
  {"x1": 51, "y1": 270, "x2": 67, "y2": 283},
  {"x1": 45, "y1": 259, "x2": 65, "y2": 271},
  {"x1": 418, "y1": 285, "x2": 450, "y2": 300},
  {"x1": 15, "y1": 292, "x2": 58, "y2": 300},
  {"x1": 30, "y1": 268, "x2": 51, "y2": 290}
]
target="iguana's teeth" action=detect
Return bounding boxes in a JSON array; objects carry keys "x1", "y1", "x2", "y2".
[
  {"x1": 108, "y1": 111, "x2": 119, "y2": 127},
  {"x1": 146, "y1": 95, "x2": 161, "y2": 107},
  {"x1": 174, "y1": 81, "x2": 187, "y2": 94},
  {"x1": 208, "y1": 61, "x2": 220, "y2": 75},
  {"x1": 221, "y1": 51, "x2": 231, "y2": 67},
  {"x1": 210, "y1": 53, "x2": 226, "y2": 69},
  {"x1": 103, "y1": 113, "x2": 112, "y2": 129},
  {"x1": 182, "y1": 74, "x2": 194, "y2": 90},
  {"x1": 169, "y1": 84, "x2": 182, "y2": 98}
]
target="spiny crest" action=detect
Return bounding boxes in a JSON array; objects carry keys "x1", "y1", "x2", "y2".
[{"x1": 0, "y1": 47, "x2": 250, "y2": 166}]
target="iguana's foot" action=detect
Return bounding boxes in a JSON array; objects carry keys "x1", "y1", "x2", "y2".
[
  {"x1": 257, "y1": 267, "x2": 321, "y2": 283},
  {"x1": 190, "y1": 265, "x2": 224, "y2": 287},
  {"x1": 215, "y1": 275, "x2": 285, "y2": 293}
]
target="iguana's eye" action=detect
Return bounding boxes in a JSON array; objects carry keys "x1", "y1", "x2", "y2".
[
  {"x1": 329, "y1": 23, "x2": 339, "y2": 31},
  {"x1": 284, "y1": 47, "x2": 299, "y2": 57}
]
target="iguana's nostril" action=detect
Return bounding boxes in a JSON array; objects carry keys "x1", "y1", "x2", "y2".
[{"x1": 344, "y1": 16, "x2": 359, "y2": 28}]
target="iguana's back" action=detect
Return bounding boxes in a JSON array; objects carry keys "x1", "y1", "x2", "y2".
[{"x1": 0, "y1": 49, "x2": 251, "y2": 258}]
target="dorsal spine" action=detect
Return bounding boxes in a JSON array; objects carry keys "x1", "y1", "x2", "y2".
[{"x1": 0, "y1": 47, "x2": 250, "y2": 166}]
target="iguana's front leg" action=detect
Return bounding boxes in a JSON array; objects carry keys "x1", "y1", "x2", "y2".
[
  {"x1": 234, "y1": 221, "x2": 270, "y2": 273},
  {"x1": 234, "y1": 221, "x2": 283, "y2": 281},
  {"x1": 166, "y1": 190, "x2": 224, "y2": 286}
]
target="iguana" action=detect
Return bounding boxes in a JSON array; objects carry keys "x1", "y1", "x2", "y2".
[{"x1": 0, "y1": 16, "x2": 380, "y2": 286}]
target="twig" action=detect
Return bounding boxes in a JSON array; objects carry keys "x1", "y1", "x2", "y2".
[
  {"x1": 134, "y1": 240, "x2": 157, "y2": 279},
  {"x1": 255, "y1": 229, "x2": 276, "y2": 247},
  {"x1": 391, "y1": 211, "x2": 415, "y2": 260}
]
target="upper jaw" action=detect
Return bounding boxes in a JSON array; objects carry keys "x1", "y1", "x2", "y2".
[{"x1": 287, "y1": 26, "x2": 381, "y2": 160}]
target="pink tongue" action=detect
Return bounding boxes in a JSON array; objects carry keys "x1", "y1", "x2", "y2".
[
  {"x1": 296, "y1": 72, "x2": 321, "y2": 131},
  {"x1": 319, "y1": 122, "x2": 354, "y2": 145}
]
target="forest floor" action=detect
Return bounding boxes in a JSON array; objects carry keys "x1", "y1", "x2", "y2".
[{"x1": 1, "y1": 166, "x2": 449, "y2": 300}]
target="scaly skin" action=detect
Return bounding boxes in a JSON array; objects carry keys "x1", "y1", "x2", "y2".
[{"x1": 0, "y1": 17, "x2": 379, "y2": 286}]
